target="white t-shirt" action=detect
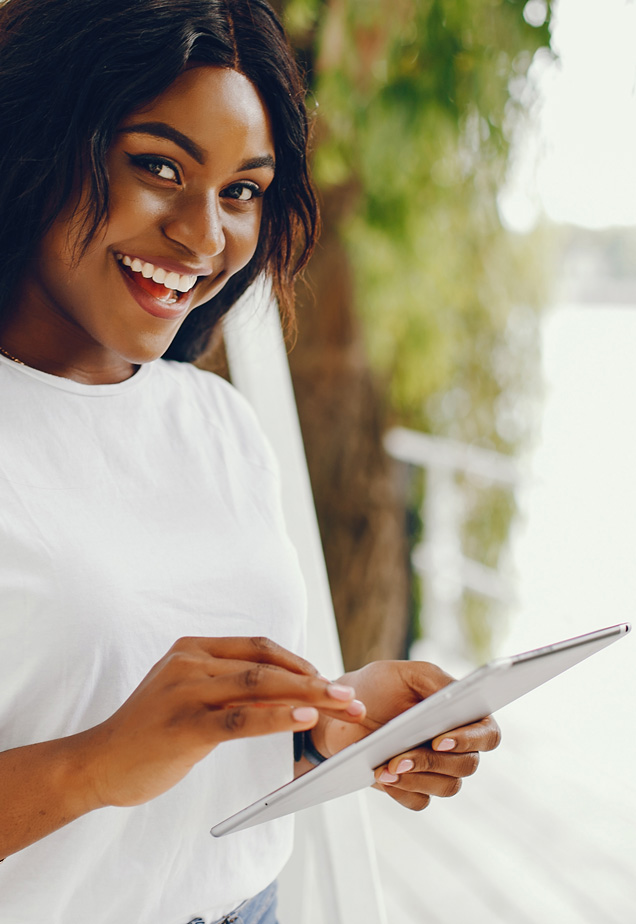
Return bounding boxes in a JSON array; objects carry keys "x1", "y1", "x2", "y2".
[{"x1": 0, "y1": 354, "x2": 306, "y2": 924}]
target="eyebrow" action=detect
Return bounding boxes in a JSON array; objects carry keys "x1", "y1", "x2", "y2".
[{"x1": 118, "y1": 121, "x2": 275, "y2": 172}]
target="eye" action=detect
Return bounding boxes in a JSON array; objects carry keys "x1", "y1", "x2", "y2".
[
  {"x1": 223, "y1": 182, "x2": 263, "y2": 202},
  {"x1": 127, "y1": 155, "x2": 181, "y2": 184}
]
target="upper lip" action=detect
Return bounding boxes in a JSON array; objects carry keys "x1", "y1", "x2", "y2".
[{"x1": 115, "y1": 251, "x2": 214, "y2": 278}]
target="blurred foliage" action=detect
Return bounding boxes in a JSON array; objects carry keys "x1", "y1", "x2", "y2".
[{"x1": 279, "y1": 0, "x2": 557, "y2": 660}]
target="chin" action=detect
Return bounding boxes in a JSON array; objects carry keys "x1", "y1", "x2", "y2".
[{"x1": 110, "y1": 331, "x2": 180, "y2": 366}]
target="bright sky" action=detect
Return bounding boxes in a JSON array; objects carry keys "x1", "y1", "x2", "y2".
[{"x1": 500, "y1": 0, "x2": 636, "y2": 230}]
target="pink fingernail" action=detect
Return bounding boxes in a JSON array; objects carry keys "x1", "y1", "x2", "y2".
[
  {"x1": 436, "y1": 738, "x2": 456, "y2": 751},
  {"x1": 396, "y1": 759, "x2": 414, "y2": 773},
  {"x1": 345, "y1": 699, "x2": 365, "y2": 716},
  {"x1": 292, "y1": 707, "x2": 318, "y2": 723},
  {"x1": 327, "y1": 683, "x2": 355, "y2": 701},
  {"x1": 379, "y1": 770, "x2": 399, "y2": 784}
]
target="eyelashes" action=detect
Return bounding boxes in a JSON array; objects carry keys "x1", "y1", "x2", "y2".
[
  {"x1": 127, "y1": 154, "x2": 180, "y2": 183},
  {"x1": 126, "y1": 154, "x2": 265, "y2": 201},
  {"x1": 223, "y1": 182, "x2": 264, "y2": 202}
]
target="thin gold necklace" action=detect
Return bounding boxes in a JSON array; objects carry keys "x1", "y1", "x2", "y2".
[{"x1": 0, "y1": 345, "x2": 26, "y2": 365}]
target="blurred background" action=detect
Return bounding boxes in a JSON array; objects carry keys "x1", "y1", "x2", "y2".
[
  {"x1": 273, "y1": 0, "x2": 555, "y2": 670},
  {"x1": 213, "y1": 0, "x2": 636, "y2": 918}
]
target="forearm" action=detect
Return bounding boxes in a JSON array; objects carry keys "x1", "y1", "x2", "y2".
[{"x1": 0, "y1": 729, "x2": 103, "y2": 859}]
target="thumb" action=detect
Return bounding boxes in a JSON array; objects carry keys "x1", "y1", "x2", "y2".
[{"x1": 398, "y1": 660, "x2": 456, "y2": 702}]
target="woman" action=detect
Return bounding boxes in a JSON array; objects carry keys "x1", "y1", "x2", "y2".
[{"x1": 0, "y1": 1, "x2": 500, "y2": 922}]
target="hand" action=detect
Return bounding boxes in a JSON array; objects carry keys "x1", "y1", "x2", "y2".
[
  {"x1": 312, "y1": 660, "x2": 501, "y2": 812},
  {"x1": 77, "y1": 636, "x2": 366, "y2": 810}
]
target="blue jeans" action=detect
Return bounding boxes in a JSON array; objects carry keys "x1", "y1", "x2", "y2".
[{"x1": 206, "y1": 881, "x2": 278, "y2": 924}]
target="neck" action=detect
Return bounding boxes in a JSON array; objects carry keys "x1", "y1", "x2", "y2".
[
  {"x1": 0, "y1": 318, "x2": 139, "y2": 385},
  {"x1": 0, "y1": 345, "x2": 26, "y2": 365}
]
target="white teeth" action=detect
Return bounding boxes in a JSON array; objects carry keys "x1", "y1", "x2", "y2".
[
  {"x1": 175, "y1": 275, "x2": 197, "y2": 293},
  {"x1": 116, "y1": 253, "x2": 198, "y2": 294}
]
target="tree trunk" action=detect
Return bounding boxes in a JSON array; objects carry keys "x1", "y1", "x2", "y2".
[{"x1": 289, "y1": 187, "x2": 410, "y2": 670}]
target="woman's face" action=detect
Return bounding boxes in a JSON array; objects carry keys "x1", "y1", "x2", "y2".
[{"x1": 10, "y1": 66, "x2": 275, "y2": 382}]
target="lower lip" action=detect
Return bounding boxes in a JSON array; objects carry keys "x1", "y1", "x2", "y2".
[{"x1": 116, "y1": 259, "x2": 197, "y2": 320}]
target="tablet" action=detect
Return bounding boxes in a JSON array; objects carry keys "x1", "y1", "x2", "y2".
[{"x1": 211, "y1": 622, "x2": 630, "y2": 837}]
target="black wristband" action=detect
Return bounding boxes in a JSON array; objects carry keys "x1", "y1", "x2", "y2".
[{"x1": 293, "y1": 729, "x2": 328, "y2": 765}]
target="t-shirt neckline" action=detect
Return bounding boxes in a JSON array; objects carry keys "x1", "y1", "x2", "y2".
[{"x1": 0, "y1": 352, "x2": 155, "y2": 396}]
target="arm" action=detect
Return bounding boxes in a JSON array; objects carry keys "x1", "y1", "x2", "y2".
[
  {"x1": 0, "y1": 732, "x2": 104, "y2": 861},
  {"x1": 0, "y1": 636, "x2": 364, "y2": 859}
]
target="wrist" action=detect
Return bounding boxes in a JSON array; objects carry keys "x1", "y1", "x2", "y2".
[
  {"x1": 307, "y1": 714, "x2": 332, "y2": 759},
  {"x1": 293, "y1": 728, "x2": 329, "y2": 765},
  {"x1": 294, "y1": 722, "x2": 330, "y2": 765},
  {"x1": 63, "y1": 725, "x2": 113, "y2": 814}
]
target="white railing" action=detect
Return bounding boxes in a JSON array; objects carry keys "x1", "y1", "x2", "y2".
[
  {"x1": 384, "y1": 427, "x2": 520, "y2": 668},
  {"x1": 224, "y1": 279, "x2": 387, "y2": 924}
]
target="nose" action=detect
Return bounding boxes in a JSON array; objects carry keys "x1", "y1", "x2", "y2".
[{"x1": 162, "y1": 190, "x2": 226, "y2": 260}]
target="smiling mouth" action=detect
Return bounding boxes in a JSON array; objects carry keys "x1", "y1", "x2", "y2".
[{"x1": 115, "y1": 253, "x2": 199, "y2": 304}]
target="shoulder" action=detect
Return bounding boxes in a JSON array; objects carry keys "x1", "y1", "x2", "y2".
[{"x1": 154, "y1": 359, "x2": 278, "y2": 475}]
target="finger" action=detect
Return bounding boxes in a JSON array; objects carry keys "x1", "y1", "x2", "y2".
[
  {"x1": 171, "y1": 636, "x2": 322, "y2": 678},
  {"x1": 374, "y1": 768, "x2": 463, "y2": 799},
  {"x1": 372, "y1": 782, "x2": 431, "y2": 812},
  {"x1": 200, "y1": 661, "x2": 367, "y2": 721},
  {"x1": 431, "y1": 716, "x2": 501, "y2": 754},
  {"x1": 152, "y1": 650, "x2": 366, "y2": 727},
  {"x1": 197, "y1": 656, "x2": 321, "y2": 684},
  {"x1": 385, "y1": 747, "x2": 479, "y2": 779},
  {"x1": 197, "y1": 666, "x2": 362, "y2": 713},
  {"x1": 247, "y1": 702, "x2": 366, "y2": 725},
  {"x1": 200, "y1": 702, "x2": 321, "y2": 742}
]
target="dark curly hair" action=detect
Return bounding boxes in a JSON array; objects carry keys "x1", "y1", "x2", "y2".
[{"x1": 0, "y1": 0, "x2": 319, "y2": 360}]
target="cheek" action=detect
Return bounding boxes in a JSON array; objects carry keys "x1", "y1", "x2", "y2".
[
  {"x1": 227, "y1": 207, "x2": 265, "y2": 270},
  {"x1": 107, "y1": 185, "x2": 168, "y2": 235}
]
